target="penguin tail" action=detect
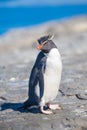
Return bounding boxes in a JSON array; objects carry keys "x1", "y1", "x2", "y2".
[
  {"x1": 17, "y1": 99, "x2": 39, "y2": 110},
  {"x1": 17, "y1": 99, "x2": 32, "y2": 110}
]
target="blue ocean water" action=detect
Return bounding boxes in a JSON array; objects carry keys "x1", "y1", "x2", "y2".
[{"x1": 0, "y1": 4, "x2": 87, "y2": 35}]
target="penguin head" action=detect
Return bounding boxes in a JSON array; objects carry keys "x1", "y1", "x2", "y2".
[{"x1": 37, "y1": 35, "x2": 56, "y2": 53}]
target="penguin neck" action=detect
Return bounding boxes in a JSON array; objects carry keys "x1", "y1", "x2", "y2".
[{"x1": 42, "y1": 51, "x2": 49, "y2": 58}]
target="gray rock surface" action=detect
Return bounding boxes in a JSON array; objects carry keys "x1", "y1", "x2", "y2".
[{"x1": 0, "y1": 16, "x2": 87, "y2": 130}]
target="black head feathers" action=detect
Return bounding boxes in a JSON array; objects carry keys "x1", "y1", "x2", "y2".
[
  {"x1": 38, "y1": 35, "x2": 54, "y2": 45},
  {"x1": 37, "y1": 34, "x2": 57, "y2": 53}
]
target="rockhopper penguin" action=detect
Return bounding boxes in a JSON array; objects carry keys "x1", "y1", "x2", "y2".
[{"x1": 24, "y1": 35, "x2": 62, "y2": 114}]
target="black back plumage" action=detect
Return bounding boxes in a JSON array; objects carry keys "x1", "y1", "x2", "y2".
[{"x1": 24, "y1": 52, "x2": 47, "y2": 106}]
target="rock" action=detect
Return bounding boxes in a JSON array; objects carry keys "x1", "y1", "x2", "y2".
[
  {"x1": 9, "y1": 77, "x2": 16, "y2": 81},
  {"x1": 76, "y1": 94, "x2": 87, "y2": 100}
]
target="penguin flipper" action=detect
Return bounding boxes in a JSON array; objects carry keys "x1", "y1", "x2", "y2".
[
  {"x1": 38, "y1": 55, "x2": 47, "y2": 98},
  {"x1": 37, "y1": 57, "x2": 47, "y2": 108}
]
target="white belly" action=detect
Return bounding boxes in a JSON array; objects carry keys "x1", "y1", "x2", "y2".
[{"x1": 43, "y1": 48, "x2": 62, "y2": 102}]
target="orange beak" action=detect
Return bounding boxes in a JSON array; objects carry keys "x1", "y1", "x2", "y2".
[{"x1": 37, "y1": 44, "x2": 43, "y2": 50}]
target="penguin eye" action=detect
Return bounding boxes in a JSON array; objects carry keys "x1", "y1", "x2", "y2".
[{"x1": 43, "y1": 42, "x2": 48, "y2": 45}]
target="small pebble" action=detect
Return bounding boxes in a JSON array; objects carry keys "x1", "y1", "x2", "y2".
[{"x1": 9, "y1": 77, "x2": 16, "y2": 81}]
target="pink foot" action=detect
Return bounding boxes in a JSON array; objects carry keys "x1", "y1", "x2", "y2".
[
  {"x1": 40, "y1": 107, "x2": 53, "y2": 115},
  {"x1": 48, "y1": 104, "x2": 61, "y2": 110}
]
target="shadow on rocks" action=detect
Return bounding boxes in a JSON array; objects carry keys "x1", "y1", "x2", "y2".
[{"x1": 0, "y1": 102, "x2": 40, "y2": 114}]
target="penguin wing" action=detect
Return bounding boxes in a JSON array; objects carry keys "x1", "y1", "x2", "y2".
[
  {"x1": 29, "y1": 67, "x2": 39, "y2": 88},
  {"x1": 38, "y1": 56, "x2": 47, "y2": 99},
  {"x1": 29, "y1": 53, "x2": 46, "y2": 88},
  {"x1": 29, "y1": 52, "x2": 47, "y2": 100}
]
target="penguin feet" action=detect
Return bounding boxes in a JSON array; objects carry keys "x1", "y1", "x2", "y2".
[
  {"x1": 47, "y1": 103, "x2": 61, "y2": 110},
  {"x1": 40, "y1": 106, "x2": 53, "y2": 115}
]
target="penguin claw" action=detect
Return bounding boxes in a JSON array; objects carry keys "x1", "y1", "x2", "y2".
[
  {"x1": 40, "y1": 106, "x2": 53, "y2": 115},
  {"x1": 40, "y1": 109, "x2": 53, "y2": 115},
  {"x1": 48, "y1": 104, "x2": 62, "y2": 110}
]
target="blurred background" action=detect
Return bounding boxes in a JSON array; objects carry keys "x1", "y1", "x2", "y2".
[
  {"x1": 0, "y1": 0, "x2": 87, "y2": 65},
  {"x1": 0, "y1": 0, "x2": 87, "y2": 35}
]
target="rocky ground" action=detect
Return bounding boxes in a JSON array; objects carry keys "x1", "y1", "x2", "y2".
[{"x1": 0, "y1": 16, "x2": 87, "y2": 130}]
